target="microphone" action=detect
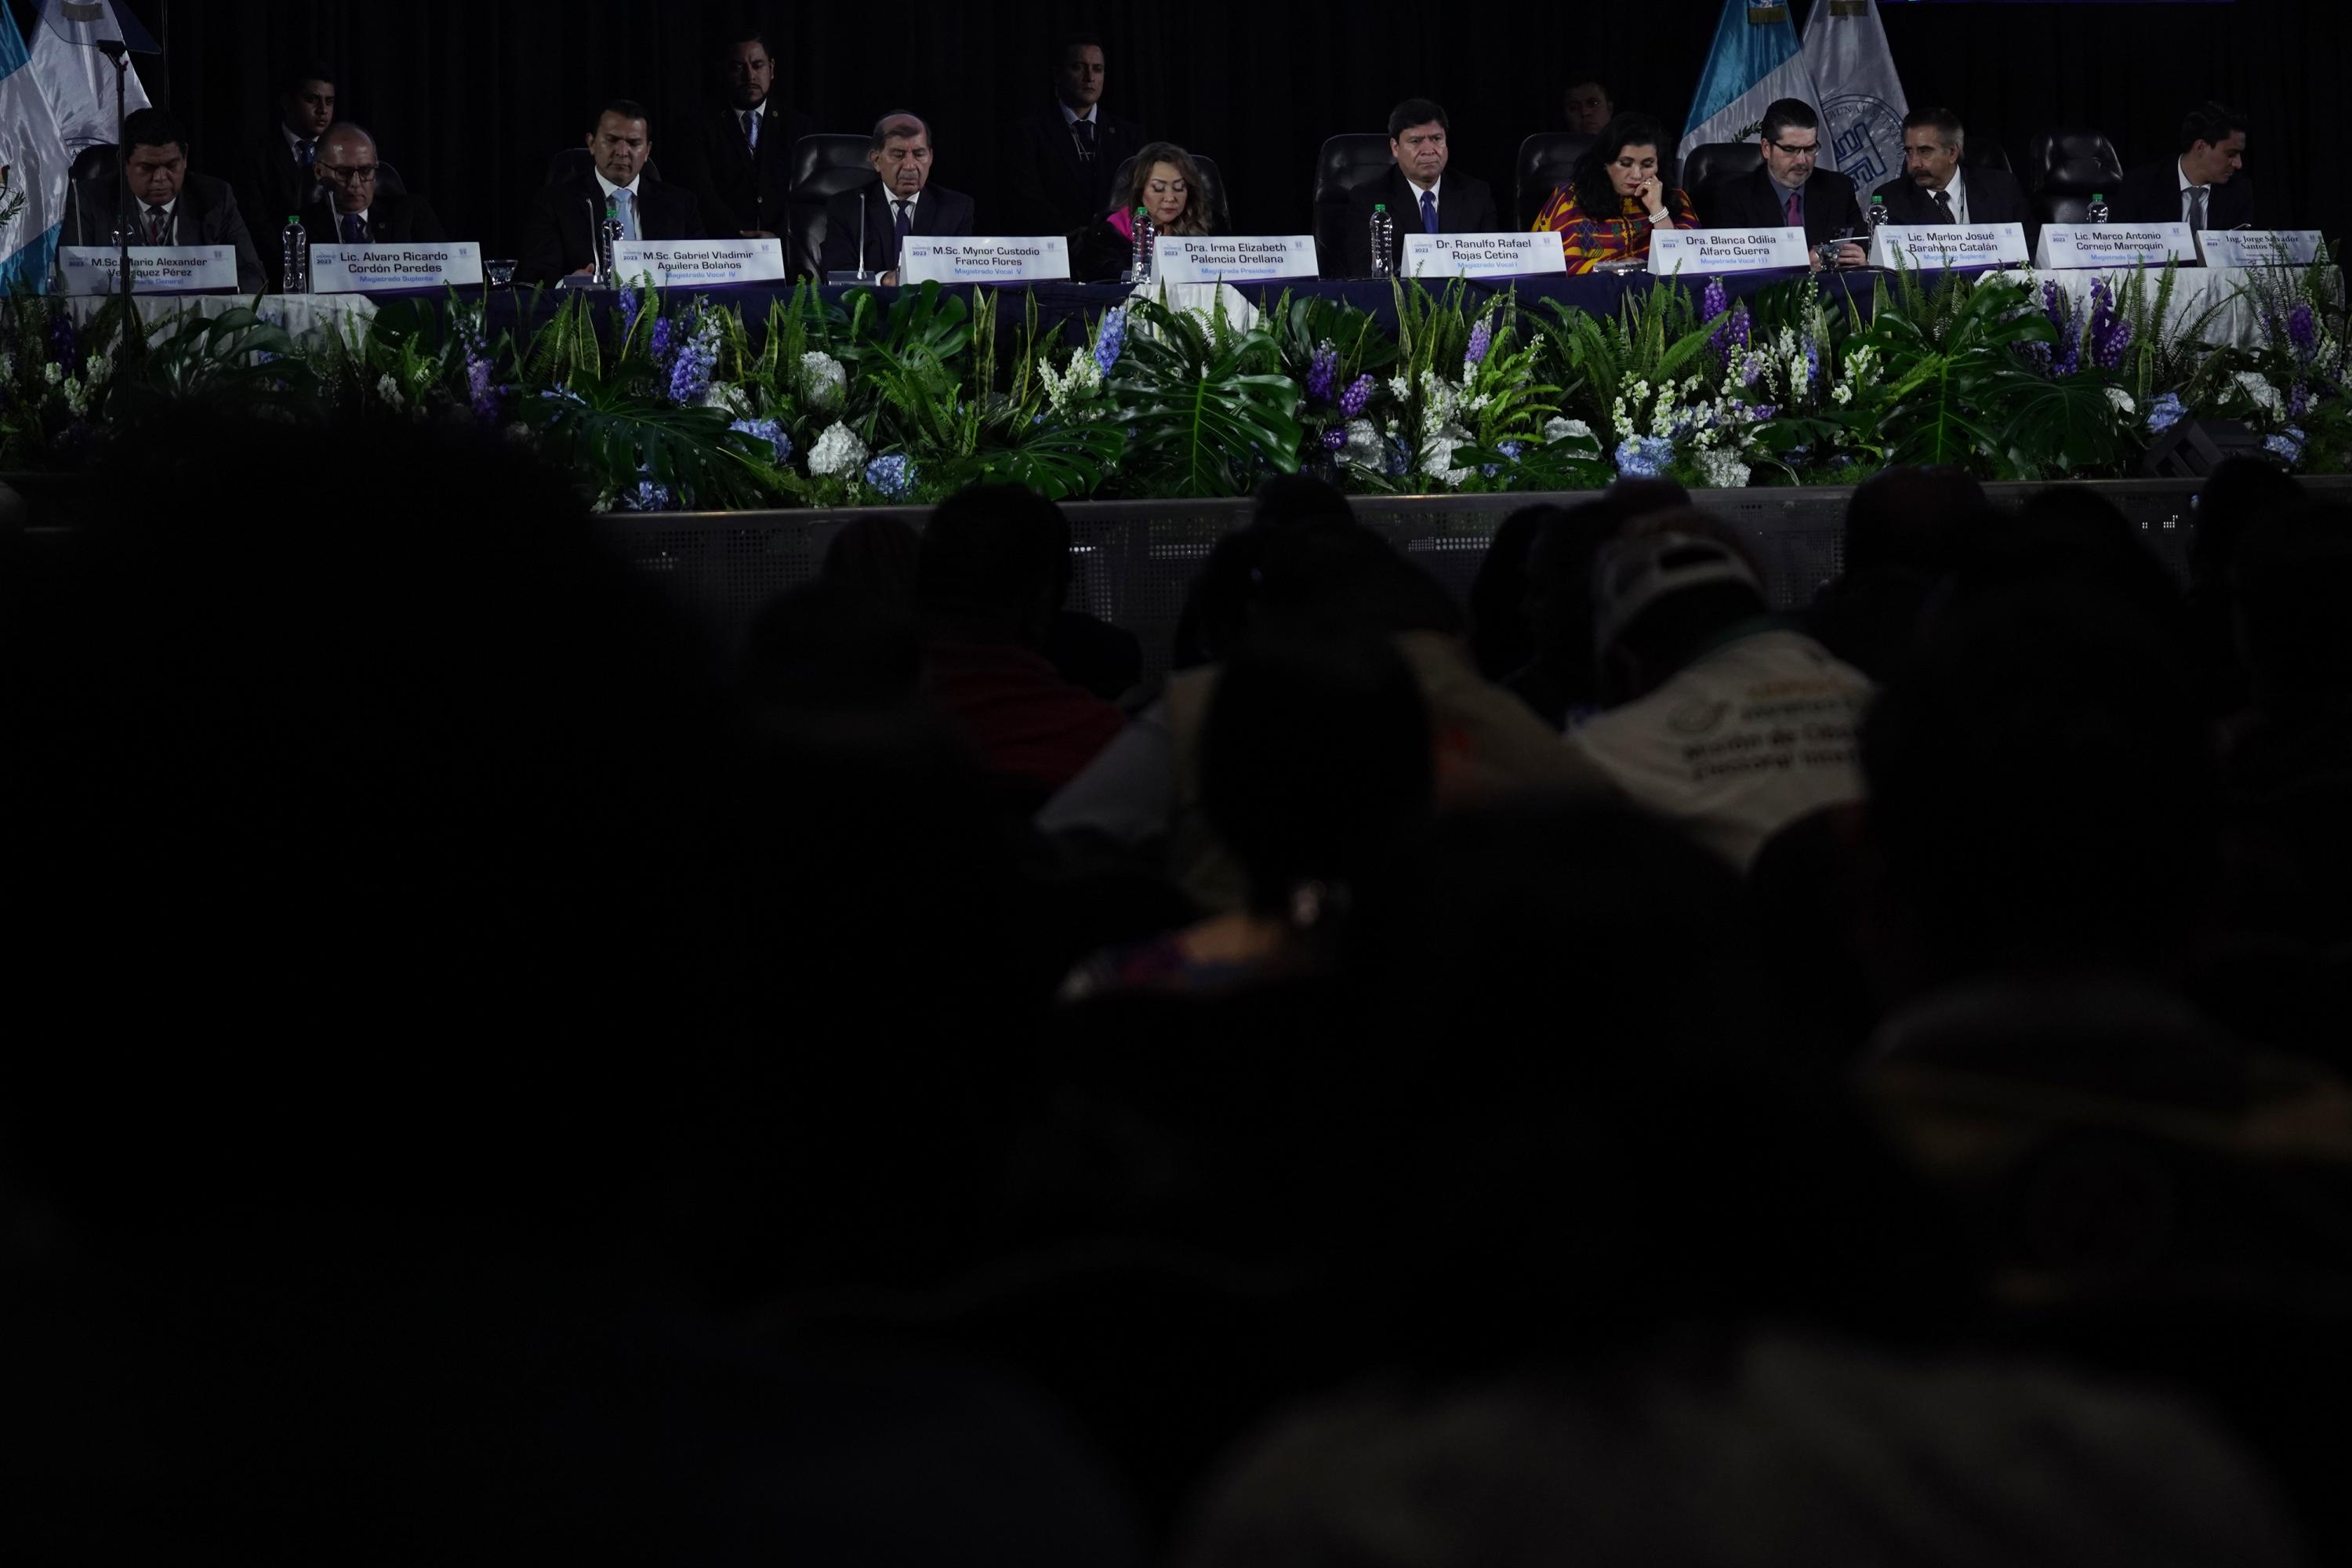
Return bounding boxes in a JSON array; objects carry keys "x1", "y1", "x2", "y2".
[{"x1": 857, "y1": 187, "x2": 868, "y2": 278}]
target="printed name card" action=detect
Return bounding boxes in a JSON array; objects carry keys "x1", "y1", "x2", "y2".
[
  {"x1": 1648, "y1": 227, "x2": 1811, "y2": 274},
  {"x1": 2034, "y1": 222, "x2": 2196, "y2": 270},
  {"x1": 1869, "y1": 223, "x2": 2029, "y2": 270},
  {"x1": 57, "y1": 245, "x2": 238, "y2": 294},
  {"x1": 1153, "y1": 234, "x2": 1319, "y2": 284},
  {"x1": 2198, "y1": 230, "x2": 2325, "y2": 268},
  {"x1": 308, "y1": 242, "x2": 484, "y2": 292},
  {"x1": 1403, "y1": 232, "x2": 1567, "y2": 279},
  {"x1": 898, "y1": 237, "x2": 1071, "y2": 285},
  {"x1": 612, "y1": 238, "x2": 786, "y2": 288}
]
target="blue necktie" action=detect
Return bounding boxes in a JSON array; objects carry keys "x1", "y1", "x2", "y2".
[
  {"x1": 613, "y1": 187, "x2": 637, "y2": 241},
  {"x1": 1420, "y1": 188, "x2": 1439, "y2": 234},
  {"x1": 297, "y1": 139, "x2": 316, "y2": 168},
  {"x1": 340, "y1": 212, "x2": 367, "y2": 245},
  {"x1": 744, "y1": 110, "x2": 759, "y2": 155}
]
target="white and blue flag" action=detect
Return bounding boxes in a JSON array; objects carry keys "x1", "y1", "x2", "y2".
[
  {"x1": 1802, "y1": 0, "x2": 1910, "y2": 190},
  {"x1": 0, "y1": 2, "x2": 68, "y2": 292},
  {"x1": 31, "y1": 0, "x2": 154, "y2": 156},
  {"x1": 1679, "y1": 0, "x2": 1824, "y2": 165}
]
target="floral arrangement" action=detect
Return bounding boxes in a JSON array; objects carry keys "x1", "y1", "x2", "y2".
[{"x1": 4, "y1": 260, "x2": 2344, "y2": 502}]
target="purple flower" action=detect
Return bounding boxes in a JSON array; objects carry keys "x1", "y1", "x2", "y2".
[
  {"x1": 1704, "y1": 278, "x2": 1731, "y2": 354},
  {"x1": 466, "y1": 355, "x2": 499, "y2": 423},
  {"x1": 620, "y1": 477, "x2": 676, "y2": 512},
  {"x1": 1464, "y1": 317, "x2": 1493, "y2": 370},
  {"x1": 1613, "y1": 435, "x2": 1675, "y2": 478},
  {"x1": 865, "y1": 452, "x2": 916, "y2": 499},
  {"x1": 1498, "y1": 440, "x2": 1524, "y2": 459},
  {"x1": 2289, "y1": 383, "x2": 2312, "y2": 419},
  {"x1": 2286, "y1": 303, "x2": 2318, "y2": 358},
  {"x1": 731, "y1": 417, "x2": 792, "y2": 464},
  {"x1": 666, "y1": 312, "x2": 720, "y2": 405},
  {"x1": 1728, "y1": 302, "x2": 1751, "y2": 351},
  {"x1": 1306, "y1": 340, "x2": 1338, "y2": 404},
  {"x1": 48, "y1": 313, "x2": 75, "y2": 365},
  {"x1": 2265, "y1": 425, "x2": 2307, "y2": 468},
  {"x1": 2085, "y1": 278, "x2": 2132, "y2": 371},
  {"x1": 1093, "y1": 307, "x2": 1128, "y2": 376},
  {"x1": 1802, "y1": 336, "x2": 1820, "y2": 387},
  {"x1": 1338, "y1": 373, "x2": 1374, "y2": 419},
  {"x1": 1320, "y1": 426, "x2": 1347, "y2": 452},
  {"x1": 2147, "y1": 391, "x2": 2187, "y2": 434},
  {"x1": 619, "y1": 285, "x2": 642, "y2": 336},
  {"x1": 648, "y1": 316, "x2": 677, "y2": 368}
]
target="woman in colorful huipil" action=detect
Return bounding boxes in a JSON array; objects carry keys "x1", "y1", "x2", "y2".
[{"x1": 1532, "y1": 112, "x2": 1699, "y2": 273}]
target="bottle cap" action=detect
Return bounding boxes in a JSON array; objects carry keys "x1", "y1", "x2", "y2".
[
  {"x1": 1374, "y1": 203, "x2": 1387, "y2": 211},
  {"x1": 2092, "y1": 192, "x2": 2103, "y2": 201},
  {"x1": 1871, "y1": 194, "x2": 1886, "y2": 204}
]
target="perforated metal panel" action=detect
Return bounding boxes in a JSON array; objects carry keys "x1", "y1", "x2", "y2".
[{"x1": 594, "y1": 478, "x2": 2347, "y2": 679}]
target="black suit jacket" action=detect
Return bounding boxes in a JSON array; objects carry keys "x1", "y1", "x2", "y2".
[
  {"x1": 817, "y1": 183, "x2": 976, "y2": 275},
  {"x1": 1337, "y1": 165, "x2": 1503, "y2": 278},
  {"x1": 1002, "y1": 103, "x2": 1145, "y2": 239},
  {"x1": 673, "y1": 98, "x2": 815, "y2": 238},
  {"x1": 303, "y1": 191, "x2": 448, "y2": 248},
  {"x1": 517, "y1": 173, "x2": 705, "y2": 283},
  {"x1": 67, "y1": 171, "x2": 269, "y2": 293},
  {"x1": 1700, "y1": 165, "x2": 1867, "y2": 248},
  {"x1": 2114, "y1": 160, "x2": 2256, "y2": 230},
  {"x1": 1871, "y1": 168, "x2": 2037, "y2": 249},
  {"x1": 234, "y1": 125, "x2": 325, "y2": 283}
]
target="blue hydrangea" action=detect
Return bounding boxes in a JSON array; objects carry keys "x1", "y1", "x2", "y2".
[
  {"x1": 1093, "y1": 307, "x2": 1128, "y2": 376},
  {"x1": 731, "y1": 416, "x2": 793, "y2": 464},
  {"x1": 2146, "y1": 391, "x2": 2187, "y2": 435},
  {"x1": 620, "y1": 478, "x2": 675, "y2": 512},
  {"x1": 1613, "y1": 435, "x2": 1675, "y2": 478},
  {"x1": 865, "y1": 452, "x2": 916, "y2": 499},
  {"x1": 2265, "y1": 425, "x2": 2306, "y2": 467}
]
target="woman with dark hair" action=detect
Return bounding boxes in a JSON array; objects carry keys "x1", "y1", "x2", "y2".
[
  {"x1": 1074, "y1": 140, "x2": 1218, "y2": 281},
  {"x1": 1531, "y1": 111, "x2": 1697, "y2": 273}
]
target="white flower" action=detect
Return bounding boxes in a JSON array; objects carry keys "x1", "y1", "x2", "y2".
[
  {"x1": 1386, "y1": 374, "x2": 1411, "y2": 401},
  {"x1": 62, "y1": 376, "x2": 89, "y2": 416},
  {"x1": 1831, "y1": 383, "x2": 1854, "y2": 406},
  {"x1": 1419, "y1": 422, "x2": 1475, "y2": 488},
  {"x1": 376, "y1": 372, "x2": 405, "y2": 411},
  {"x1": 699, "y1": 381, "x2": 752, "y2": 416},
  {"x1": 1040, "y1": 347, "x2": 1102, "y2": 415},
  {"x1": 1695, "y1": 448, "x2": 1751, "y2": 488},
  {"x1": 1543, "y1": 416, "x2": 1592, "y2": 444},
  {"x1": 1341, "y1": 418, "x2": 1385, "y2": 468},
  {"x1": 1, "y1": 353, "x2": 13, "y2": 381},
  {"x1": 43, "y1": 361, "x2": 62, "y2": 386},
  {"x1": 799, "y1": 350, "x2": 848, "y2": 412},
  {"x1": 82, "y1": 352, "x2": 112, "y2": 388},
  {"x1": 2105, "y1": 387, "x2": 2136, "y2": 415},
  {"x1": 806, "y1": 419, "x2": 868, "y2": 480},
  {"x1": 2233, "y1": 372, "x2": 2283, "y2": 416}
]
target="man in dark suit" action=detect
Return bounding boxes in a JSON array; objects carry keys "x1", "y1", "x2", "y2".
[
  {"x1": 1002, "y1": 34, "x2": 1145, "y2": 240},
  {"x1": 2114, "y1": 102, "x2": 2254, "y2": 233},
  {"x1": 234, "y1": 60, "x2": 336, "y2": 286},
  {"x1": 70, "y1": 108, "x2": 267, "y2": 293},
  {"x1": 1338, "y1": 97, "x2": 1503, "y2": 278},
  {"x1": 1698, "y1": 97, "x2": 1868, "y2": 270},
  {"x1": 817, "y1": 113, "x2": 975, "y2": 282},
  {"x1": 1871, "y1": 107, "x2": 2036, "y2": 249},
  {"x1": 518, "y1": 100, "x2": 705, "y2": 283},
  {"x1": 301, "y1": 125, "x2": 446, "y2": 249},
  {"x1": 671, "y1": 33, "x2": 815, "y2": 246}
]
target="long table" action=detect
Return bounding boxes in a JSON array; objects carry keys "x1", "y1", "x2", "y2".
[{"x1": 51, "y1": 263, "x2": 2324, "y2": 353}]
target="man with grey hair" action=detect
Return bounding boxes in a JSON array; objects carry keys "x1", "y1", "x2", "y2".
[
  {"x1": 300, "y1": 124, "x2": 446, "y2": 248},
  {"x1": 818, "y1": 111, "x2": 974, "y2": 281}
]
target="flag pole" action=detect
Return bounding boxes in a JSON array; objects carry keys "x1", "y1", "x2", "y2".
[{"x1": 96, "y1": 37, "x2": 136, "y2": 352}]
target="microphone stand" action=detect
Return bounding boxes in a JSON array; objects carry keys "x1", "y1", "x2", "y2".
[{"x1": 96, "y1": 39, "x2": 140, "y2": 363}]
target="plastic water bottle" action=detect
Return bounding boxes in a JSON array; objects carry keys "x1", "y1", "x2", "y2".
[
  {"x1": 1129, "y1": 205, "x2": 1155, "y2": 282},
  {"x1": 281, "y1": 214, "x2": 309, "y2": 293},
  {"x1": 1867, "y1": 194, "x2": 1889, "y2": 228},
  {"x1": 1368, "y1": 202, "x2": 1396, "y2": 278},
  {"x1": 597, "y1": 196, "x2": 623, "y2": 283},
  {"x1": 2087, "y1": 192, "x2": 2110, "y2": 225}
]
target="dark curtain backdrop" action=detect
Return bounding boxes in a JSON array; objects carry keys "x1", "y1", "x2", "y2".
[{"x1": 41, "y1": 1, "x2": 2346, "y2": 256}]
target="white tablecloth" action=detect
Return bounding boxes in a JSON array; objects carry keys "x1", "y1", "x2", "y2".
[{"x1": 1988, "y1": 265, "x2": 2341, "y2": 350}]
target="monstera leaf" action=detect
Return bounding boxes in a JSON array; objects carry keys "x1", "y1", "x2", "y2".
[{"x1": 1106, "y1": 299, "x2": 1301, "y2": 497}]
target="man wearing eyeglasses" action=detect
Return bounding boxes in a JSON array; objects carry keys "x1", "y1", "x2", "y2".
[
  {"x1": 301, "y1": 125, "x2": 445, "y2": 249},
  {"x1": 1697, "y1": 98, "x2": 1868, "y2": 271}
]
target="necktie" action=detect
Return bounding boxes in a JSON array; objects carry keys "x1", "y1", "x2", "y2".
[
  {"x1": 893, "y1": 200, "x2": 913, "y2": 264},
  {"x1": 1419, "y1": 188, "x2": 1439, "y2": 234},
  {"x1": 341, "y1": 212, "x2": 368, "y2": 245},
  {"x1": 297, "y1": 139, "x2": 316, "y2": 168},
  {"x1": 744, "y1": 110, "x2": 759, "y2": 155},
  {"x1": 1072, "y1": 118, "x2": 1096, "y2": 165},
  {"x1": 1784, "y1": 188, "x2": 1802, "y2": 227},
  {"x1": 145, "y1": 204, "x2": 168, "y2": 244},
  {"x1": 2186, "y1": 185, "x2": 2207, "y2": 231},
  {"x1": 1932, "y1": 189, "x2": 1955, "y2": 224},
  {"x1": 613, "y1": 187, "x2": 637, "y2": 241}
]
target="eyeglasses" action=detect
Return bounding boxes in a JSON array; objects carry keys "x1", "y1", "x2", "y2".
[
  {"x1": 321, "y1": 163, "x2": 379, "y2": 181},
  {"x1": 1769, "y1": 140, "x2": 1820, "y2": 156}
]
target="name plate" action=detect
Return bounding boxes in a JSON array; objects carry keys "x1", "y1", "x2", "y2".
[
  {"x1": 1154, "y1": 234, "x2": 1318, "y2": 284},
  {"x1": 612, "y1": 237, "x2": 785, "y2": 288},
  {"x1": 309, "y1": 242, "x2": 483, "y2": 292},
  {"x1": 1404, "y1": 231, "x2": 1567, "y2": 279},
  {"x1": 1870, "y1": 222, "x2": 2029, "y2": 270},
  {"x1": 2034, "y1": 222, "x2": 2196, "y2": 270},
  {"x1": 1649, "y1": 227, "x2": 1811, "y2": 274},
  {"x1": 57, "y1": 245, "x2": 238, "y2": 294},
  {"x1": 2198, "y1": 229, "x2": 2324, "y2": 268},
  {"x1": 898, "y1": 237, "x2": 1070, "y2": 285}
]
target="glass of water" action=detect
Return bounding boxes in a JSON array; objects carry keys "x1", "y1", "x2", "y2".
[{"x1": 485, "y1": 258, "x2": 518, "y2": 289}]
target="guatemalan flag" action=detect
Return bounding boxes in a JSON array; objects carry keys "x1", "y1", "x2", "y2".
[
  {"x1": 0, "y1": 2, "x2": 69, "y2": 292},
  {"x1": 1679, "y1": 0, "x2": 1824, "y2": 167},
  {"x1": 31, "y1": 0, "x2": 154, "y2": 156},
  {"x1": 1802, "y1": 0, "x2": 1911, "y2": 190}
]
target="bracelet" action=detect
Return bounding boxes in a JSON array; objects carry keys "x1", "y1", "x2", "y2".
[{"x1": 1647, "y1": 210, "x2": 1670, "y2": 225}]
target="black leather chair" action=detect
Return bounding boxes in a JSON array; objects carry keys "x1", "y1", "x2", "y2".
[
  {"x1": 1682, "y1": 140, "x2": 1764, "y2": 212},
  {"x1": 1312, "y1": 132, "x2": 1394, "y2": 277},
  {"x1": 372, "y1": 159, "x2": 408, "y2": 198},
  {"x1": 1514, "y1": 132, "x2": 1595, "y2": 230},
  {"x1": 1963, "y1": 136, "x2": 2012, "y2": 176},
  {"x1": 1101, "y1": 151, "x2": 1229, "y2": 234},
  {"x1": 2024, "y1": 129, "x2": 2122, "y2": 227},
  {"x1": 543, "y1": 146, "x2": 666, "y2": 187},
  {"x1": 785, "y1": 133, "x2": 879, "y2": 279}
]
